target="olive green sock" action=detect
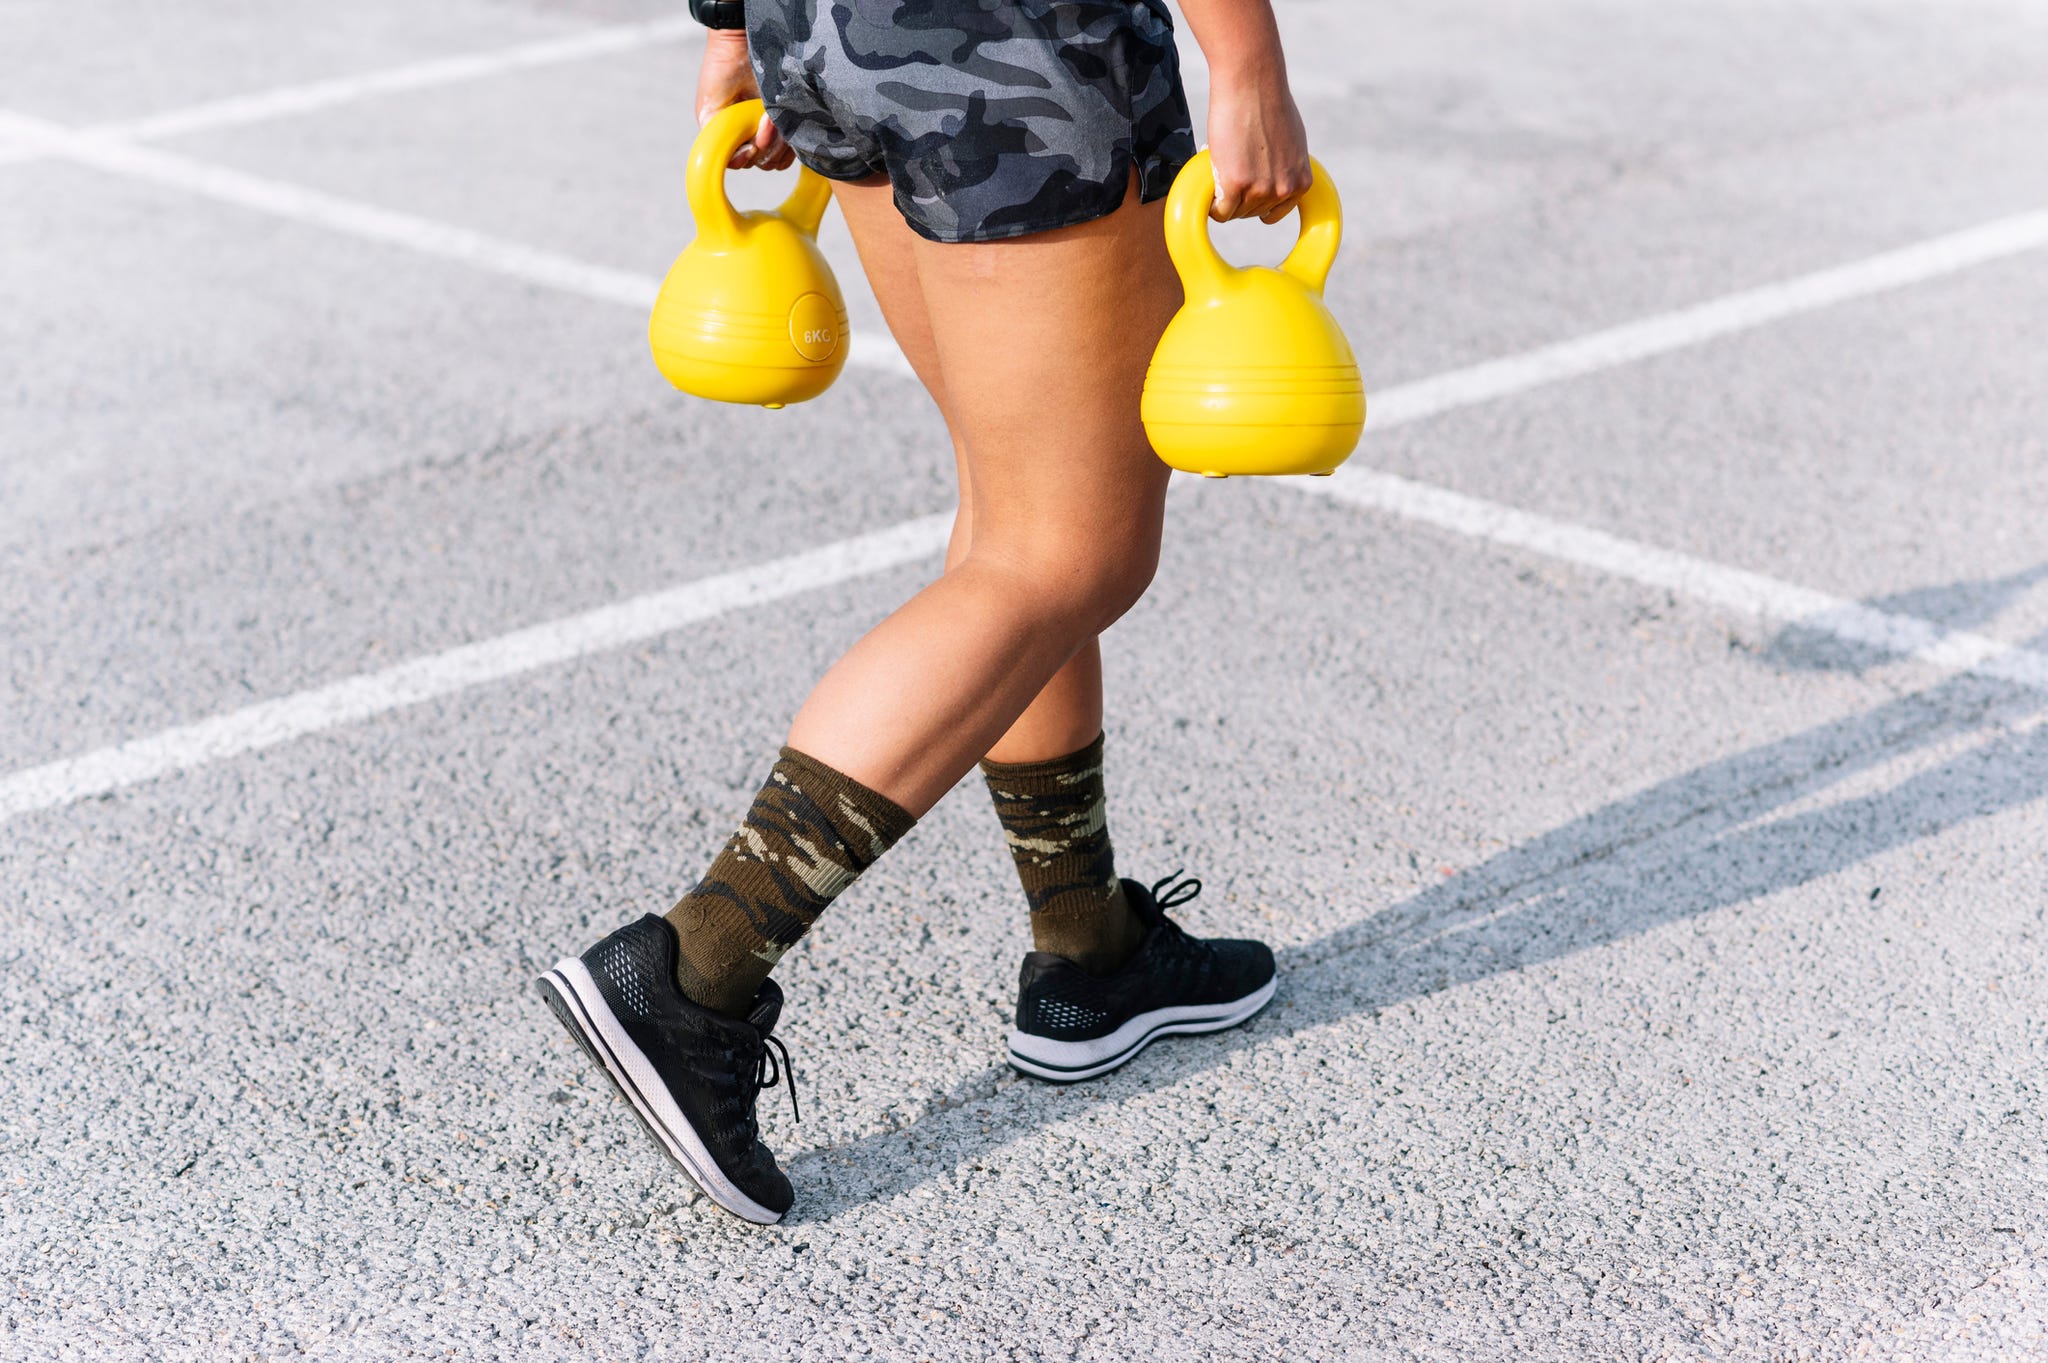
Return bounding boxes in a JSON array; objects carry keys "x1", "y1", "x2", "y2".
[
  {"x1": 665, "y1": 746, "x2": 916, "y2": 1017},
  {"x1": 979, "y1": 733, "x2": 1143, "y2": 976}
]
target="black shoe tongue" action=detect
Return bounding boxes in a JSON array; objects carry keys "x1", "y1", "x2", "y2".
[
  {"x1": 1122, "y1": 877, "x2": 1163, "y2": 926},
  {"x1": 745, "y1": 979, "x2": 784, "y2": 1036}
]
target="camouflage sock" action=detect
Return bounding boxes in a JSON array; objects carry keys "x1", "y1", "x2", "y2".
[
  {"x1": 980, "y1": 733, "x2": 1143, "y2": 976},
  {"x1": 665, "y1": 747, "x2": 916, "y2": 1017}
]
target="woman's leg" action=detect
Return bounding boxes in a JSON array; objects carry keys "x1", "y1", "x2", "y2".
[
  {"x1": 824, "y1": 176, "x2": 1116, "y2": 770},
  {"x1": 787, "y1": 172, "x2": 1182, "y2": 813},
  {"x1": 792, "y1": 173, "x2": 1150, "y2": 976}
]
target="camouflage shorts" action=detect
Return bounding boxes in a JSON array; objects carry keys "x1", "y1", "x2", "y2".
[{"x1": 745, "y1": 0, "x2": 1197, "y2": 243}]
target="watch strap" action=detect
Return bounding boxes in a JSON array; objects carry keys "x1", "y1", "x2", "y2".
[{"x1": 689, "y1": 0, "x2": 746, "y2": 30}]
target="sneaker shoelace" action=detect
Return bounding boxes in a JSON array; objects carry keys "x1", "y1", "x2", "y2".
[
  {"x1": 1149, "y1": 870, "x2": 1203, "y2": 913},
  {"x1": 1146, "y1": 871, "x2": 1211, "y2": 981},
  {"x1": 749, "y1": 1034, "x2": 800, "y2": 1126}
]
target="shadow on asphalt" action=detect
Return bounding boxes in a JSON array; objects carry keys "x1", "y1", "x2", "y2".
[{"x1": 788, "y1": 565, "x2": 2048, "y2": 1222}]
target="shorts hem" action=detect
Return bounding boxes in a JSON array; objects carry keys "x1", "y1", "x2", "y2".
[
  {"x1": 1136, "y1": 141, "x2": 1196, "y2": 205},
  {"x1": 798, "y1": 158, "x2": 883, "y2": 183},
  {"x1": 899, "y1": 144, "x2": 1194, "y2": 245},
  {"x1": 763, "y1": 107, "x2": 884, "y2": 183}
]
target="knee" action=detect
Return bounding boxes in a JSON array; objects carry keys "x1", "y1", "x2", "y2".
[
  {"x1": 1079, "y1": 532, "x2": 1161, "y2": 629},
  {"x1": 977, "y1": 522, "x2": 1162, "y2": 635}
]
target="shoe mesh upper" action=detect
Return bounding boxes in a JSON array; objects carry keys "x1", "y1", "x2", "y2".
[
  {"x1": 596, "y1": 933, "x2": 658, "y2": 1020},
  {"x1": 1034, "y1": 995, "x2": 1110, "y2": 1032}
]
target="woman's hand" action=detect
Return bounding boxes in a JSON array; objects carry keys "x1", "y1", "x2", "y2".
[
  {"x1": 1174, "y1": 0, "x2": 1311, "y2": 223},
  {"x1": 1205, "y1": 70, "x2": 1311, "y2": 224},
  {"x1": 695, "y1": 29, "x2": 794, "y2": 171}
]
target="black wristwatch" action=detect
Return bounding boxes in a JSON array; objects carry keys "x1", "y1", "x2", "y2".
[{"x1": 689, "y1": 0, "x2": 746, "y2": 29}]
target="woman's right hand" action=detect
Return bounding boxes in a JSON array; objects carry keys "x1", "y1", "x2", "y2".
[{"x1": 695, "y1": 29, "x2": 794, "y2": 171}]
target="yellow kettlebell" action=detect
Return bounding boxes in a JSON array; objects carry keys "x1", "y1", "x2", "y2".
[
  {"x1": 1141, "y1": 150, "x2": 1366, "y2": 477},
  {"x1": 648, "y1": 99, "x2": 848, "y2": 408}
]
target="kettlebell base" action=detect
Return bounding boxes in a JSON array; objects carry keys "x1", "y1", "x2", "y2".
[
  {"x1": 1193, "y1": 467, "x2": 1341, "y2": 480},
  {"x1": 1141, "y1": 371, "x2": 1365, "y2": 478},
  {"x1": 1147, "y1": 421, "x2": 1362, "y2": 479},
  {"x1": 651, "y1": 348, "x2": 846, "y2": 407}
]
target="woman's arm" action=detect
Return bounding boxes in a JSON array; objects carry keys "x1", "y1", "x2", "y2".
[{"x1": 1174, "y1": 0, "x2": 1312, "y2": 223}]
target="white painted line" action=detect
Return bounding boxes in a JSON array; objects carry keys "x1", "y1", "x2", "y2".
[
  {"x1": 0, "y1": 110, "x2": 921, "y2": 378},
  {"x1": 10, "y1": 460, "x2": 2044, "y2": 826},
  {"x1": 0, "y1": 19, "x2": 700, "y2": 168},
  {"x1": 1297, "y1": 468, "x2": 2048, "y2": 695},
  {"x1": 113, "y1": 19, "x2": 700, "y2": 143},
  {"x1": 0, "y1": 110, "x2": 660, "y2": 307},
  {"x1": 0, "y1": 516, "x2": 952, "y2": 823},
  {"x1": 4, "y1": 185, "x2": 2046, "y2": 821},
  {"x1": 1363, "y1": 208, "x2": 2048, "y2": 428},
  {"x1": 17, "y1": 102, "x2": 2046, "y2": 396}
]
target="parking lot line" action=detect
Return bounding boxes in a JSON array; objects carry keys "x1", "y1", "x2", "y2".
[
  {"x1": 0, "y1": 110, "x2": 660, "y2": 303},
  {"x1": 6, "y1": 455, "x2": 2046, "y2": 824},
  {"x1": 8, "y1": 107, "x2": 2046, "y2": 400},
  {"x1": 0, "y1": 109, "x2": 921, "y2": 377},
  {"x1": 0, "y1": 18, "x2": 700, "y2": 167},
  {"x1": 0, "y1": 515, "x2": 953, "y2": 823},
  {"x1": 7, "y1": 111, "x2": 2047, "y2": 824},
  {"x1": 1363, "y1": 209, "x2": 2048, "y2": 430},
  {"x1": 1307, "y1": 469, "x2": 2048, "y2": 693}
]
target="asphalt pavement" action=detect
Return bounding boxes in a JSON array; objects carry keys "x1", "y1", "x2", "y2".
[{"x1": 3, "y1": 0, "x2": 2046, "y2": 1358}]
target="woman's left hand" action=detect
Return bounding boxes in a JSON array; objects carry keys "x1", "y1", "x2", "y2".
[
  {"x1": 1175, "y1": 0, "x2": 1311, "y2": 223},
  {"x1": 1204, "y1": 70, "x2": 1311, "y2": 225},
  {"x1": 695, "y1": 29, "x2": 794, "y2": 171}
]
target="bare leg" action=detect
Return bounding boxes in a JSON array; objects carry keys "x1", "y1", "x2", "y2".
[
  {"x1": 827, "y1": 178, "x2": 1110, "y2": 768},
  {"x1": 786, "y1": 173, "x2": 1180, "y2": 812}
]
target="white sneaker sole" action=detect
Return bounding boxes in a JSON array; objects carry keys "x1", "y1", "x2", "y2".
[
  {"x1": 1006, "y1": 975, "x2": 1278, "y2": 1082},
  {"x1": 537, "y1": 958, "x2": 784, "y2": 1225}
]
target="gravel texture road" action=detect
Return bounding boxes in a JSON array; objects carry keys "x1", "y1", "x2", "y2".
[{"x1": 4, "y1": 1, "x2": 2046, "y2": 1358}]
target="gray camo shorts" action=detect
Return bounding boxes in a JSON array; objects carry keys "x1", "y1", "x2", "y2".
[{"x1": 745, "y1": 0, "x2": 1198, "y2": 243}]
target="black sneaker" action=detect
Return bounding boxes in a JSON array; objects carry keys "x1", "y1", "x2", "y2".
[
  {"x1": 1007, "y1": 873, "x2": 1277, "y2": 1082},
  {"x1": 536, "y1": 915, "x2": 797, "y2": 1224}
]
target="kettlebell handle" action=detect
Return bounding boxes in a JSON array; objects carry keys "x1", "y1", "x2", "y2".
[
  {"x1": 686, "y1": 98, "x2": 832, "y2": 247},
  {"x1": 1162, "y1": 150, "x2": 1343, "y2": 298}
]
